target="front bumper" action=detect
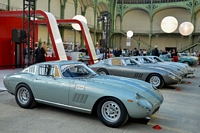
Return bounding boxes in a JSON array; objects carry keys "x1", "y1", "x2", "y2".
[{"x1": 164, "y1": 74, "x2": 182, "y2": 85}]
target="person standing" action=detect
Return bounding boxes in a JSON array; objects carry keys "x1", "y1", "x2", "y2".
[
  {"x1": 197, "y1": 50, "x2": 200, "y2": 65},
  {"x1": 171, "y1": 49, "x2": 178, "y2": 62},
  {"x1": 95, "y1": 42, "x2": 100, "y2": 55},
  {"x1": 37, "y1": 43, "x2": 46, "y2": 63},
  {"x1": 151, "y1": 45, "x2": 159, "y2": 57},
  {"x1": 74, "y1": 45, "x2": 79, "y2": 52},
  {"x1": 22, "y1": 45, "x2": 33, "y2": 67},
  {"x1": 133, "y1": 48, "x2": 139, "y2": 56},
  {"x1": 34, "y1": 43, "x2": 40, "y2": 63}
]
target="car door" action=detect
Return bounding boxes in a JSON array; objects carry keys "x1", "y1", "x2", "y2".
[
  {"x1": 33, "y1": 65, "x2": 70, "y2": 105},
  {"x1": 110, "y1": 58, "x2": 133, "y2": 78},
  {"x1": 68, "y1": 79, "x2": 90, "y2": 109},
  {"x1": 128, "y1": 59, "x2": 145, "y2": 80}
]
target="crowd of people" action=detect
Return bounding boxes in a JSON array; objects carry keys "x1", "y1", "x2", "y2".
[{"x1": 23, "y1": 41, "x2": 200, "y2": 67}]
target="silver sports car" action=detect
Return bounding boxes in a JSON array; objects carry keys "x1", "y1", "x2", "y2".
[
  {"x1": 131, "y1": 56, "x2": 186, "y2": 78},
  {"x1": 147, "y1": 56, "x2": 195, "y2": 75},
  {"x1": 3, "y1": 60, "x2": 163, "y2": 128},
  {"x1": 90, "y1": 57, "x2": 182, "y2": 88}
]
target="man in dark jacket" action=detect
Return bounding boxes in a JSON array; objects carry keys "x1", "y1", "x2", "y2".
[
  {"x1": 151, "y1": 45, "x2": 159, "y2": 57},
  {"x1": 22, "y1": 45, "x2": 33, "y2": 67}
]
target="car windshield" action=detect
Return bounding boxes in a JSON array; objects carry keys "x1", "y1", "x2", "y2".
[
  {"x1": 157, "y1": 57, "x2": 165, "y2": 62},
  {"x1": 160, "y1": 54, "x2": 171, "y2": 58},
  {"x1": 152, "y1": 57, "x2": 165, "y2": 62},
  {"x1": 124, "y1": 58, "x2": 142, "y2": 66},
  {"x1": 142, "y1": 57, "x2": 155, "y2": 63},
  {"x1": 180, "y1": 53, "x2": 188, "y2": 56},
  {"x1": 60, "y1": 64, "x2": 97, "y2": 78}
]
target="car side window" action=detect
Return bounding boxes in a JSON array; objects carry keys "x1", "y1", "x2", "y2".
[
  {"x1": 134, "y1": 58, "x2": 139, "y2": 61},
  {"x1": 62, "y1": 69, "x2": 71, "y2": 77},
  {"x1": 124, "y1": 59, "x2": 132, "y2": 65},
  {"x1": 61, "y1": 64, "x2": 90, "y2": 78},
  {"x1": 22, "y1": 66, "x2": 35, "y2": 74},
  {"x1": 112, "y1": 59, "x2": 122, "y2": 66},
  {"x1": 38, "y1": 64, "x2": 55, "y2": 76},
  {"x1": 130, "y1": 59, "x2": 137, "y2": 65}
]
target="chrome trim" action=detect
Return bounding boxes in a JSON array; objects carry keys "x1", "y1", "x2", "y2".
[{"x1": 35, "y1": 98, "x2": 91, "y2": 112}]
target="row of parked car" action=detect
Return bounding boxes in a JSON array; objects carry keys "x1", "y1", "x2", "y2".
[
  {"x1": 89, "y1": 56, "x2": 195, "y2": 89},
  {"x1": 3, "y1": 55, "x2": 194, "y2": 128}
]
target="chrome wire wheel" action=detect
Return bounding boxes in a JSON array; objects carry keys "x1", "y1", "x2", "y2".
[
  {"x1": 17, "y1": 87, "x2": 30, "y2": 105},
  {"x1": 98, "y1": 71, "x2": 107, "y2": 75},
  {"x1": 149, "y1": 76, "x2": 161, "y2": 87},
  {"x1": 101, "y1": 101, "x2": 121, "y2": 122},
  {"x1": 97, "y1": 69, "x2": 108, "y2": 75}
]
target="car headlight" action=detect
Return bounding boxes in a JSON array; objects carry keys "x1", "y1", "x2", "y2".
[
  {"x1": 171, "y1": 70, "x2": 180, "y2": 76},
  {"x1": 178, "y1": 68, "x2": 185, "y2": 73},
  {"x1": 167, "y1": 72, "x2": 176, "y2": 79},
  {"x1": 186, "y1": 66, "x2": 194, "y2": 71},
  {"x1": 136, "y1": 93, "x2": 153, "y2": 109}
]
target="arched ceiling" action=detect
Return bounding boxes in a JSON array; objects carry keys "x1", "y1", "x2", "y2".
[
  {"x1": 97, "y1": 2, "x2": 108, "y2": 13},
  {"x1": 79, "y1": 0, "x2": 94, "y2": 7}
]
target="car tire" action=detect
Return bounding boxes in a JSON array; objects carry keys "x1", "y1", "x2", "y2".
[
  {"x1": 97, "y1": 97, "x2": 129, "y2": 128},
  {"x1": 78, "y1": 59, "x2": 83, "y2": 62},
  {"x1": 183, "y1": 61, "x2": 190, "y2": 66},
  {"x1": 97, "y1": 69, "x2": 109, "y2": 75},
  {"x1": 15, "y1": 84, "x2": 36, "y2": 108},
  {"x1": 147, "y1": 74, "x2": 164, "y2": 89}
]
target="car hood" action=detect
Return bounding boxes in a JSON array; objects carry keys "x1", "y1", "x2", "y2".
[
  {"x1": 88, "y1": 75, "x2": 153, "y2": 93},
  {"x1": 143, "y1": 63, "x2": 177, "y2": 70}
]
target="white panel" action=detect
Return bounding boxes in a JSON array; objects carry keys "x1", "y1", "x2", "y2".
[
  {"x1": 81, "y1": 21, "x2": 98, "y2": 61},
  {"x1": 45, "y1": 12, "x2": 67, "y2": 60}
]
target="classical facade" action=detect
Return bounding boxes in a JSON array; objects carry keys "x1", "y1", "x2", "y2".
[{"x1": 0, "y1": 0, "x2": 200, "y2": 52}]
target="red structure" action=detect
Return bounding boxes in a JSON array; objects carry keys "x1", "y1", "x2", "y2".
[
  {"x1": 0, "y1": 14, "x2": 38, "y2": 69},
  {"x1": 0, "y1": 10, "x2": 97, "y2": 69}
]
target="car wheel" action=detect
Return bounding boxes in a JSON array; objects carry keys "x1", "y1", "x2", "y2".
[
  {"x1": 15, "y1": 84, "x2": 36, "y2": 108},
  {"x1": 147, "y1": 74, "x2": 164, "y2": 89},
  {"x1": 78, "y1": 59, "x2": 83, "y2": 62},
  {"x1": 97, "y1": 97, "x2": 129, "y2": 128},
  {"x1": 183, "y1": 61, "x2": 190, "y2": 66},
  {"x1": 97, "y1": 69, "x2": 109, "y2": 75}
]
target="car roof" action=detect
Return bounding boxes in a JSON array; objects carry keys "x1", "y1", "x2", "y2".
[{"x1": 34, "y1": 60, "x2": 83, "y2": 66}]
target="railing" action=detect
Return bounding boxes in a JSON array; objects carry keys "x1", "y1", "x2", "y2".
[
  {"x1": 178, "y1": 43, "x2": 200, "y2": 52},
  {"x1": 117, "y1": 0, "x2": 189, "y2": 4}
]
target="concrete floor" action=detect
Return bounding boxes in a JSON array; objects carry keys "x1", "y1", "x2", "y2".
[{"x1": 0, "y1": 66, "x2": 200, "y2": 133}]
